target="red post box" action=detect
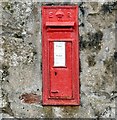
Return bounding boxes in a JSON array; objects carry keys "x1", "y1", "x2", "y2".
[{"x1": 42, "y1": 6, "x2": 80, "y2": 105}]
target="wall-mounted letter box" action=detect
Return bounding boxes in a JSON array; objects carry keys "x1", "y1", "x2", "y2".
[{"x1": 42, "y1": 6, "x2": 80, "y2": 105}]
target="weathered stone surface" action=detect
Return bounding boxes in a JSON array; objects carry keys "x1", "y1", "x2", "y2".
[{"x1": 1, "y1": 0, "x2": 116, "y2": 119}]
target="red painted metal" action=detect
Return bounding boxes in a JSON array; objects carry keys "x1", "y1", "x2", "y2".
[{"x1": 42, "y1": 6, "x2": 80, "y2": 105}]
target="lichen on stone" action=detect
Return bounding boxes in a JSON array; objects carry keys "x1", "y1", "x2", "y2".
[
  {"x1": 0, "y1": 89, "x2": 14, "y2": 116},
  {"x1": 80, "y1": 30, "x2": 103, "y2": 53},
  {"x1": 101, "y1": 2, "x2": 117, "y2": 14},
  {"x1": 87, "y1": 54, "x2": 96, "y2": 67},
  {"x1": 103, "y1": 56, "x2": 115, "y2": 75}
]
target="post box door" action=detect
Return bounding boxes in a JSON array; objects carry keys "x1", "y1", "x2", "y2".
[{"x1": 49, "y1": 41, "x2": 72, "y2": 99}]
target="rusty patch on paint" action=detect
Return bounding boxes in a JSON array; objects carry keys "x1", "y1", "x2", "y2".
[{"x1": 19, "y1": 93, "x2": 40, "y2": 104}]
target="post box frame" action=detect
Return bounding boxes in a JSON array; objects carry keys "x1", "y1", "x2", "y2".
[{"x1": 42, "y1": 5, "x2": 80, "y2": 105}]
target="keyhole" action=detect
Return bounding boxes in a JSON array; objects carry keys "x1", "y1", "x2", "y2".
[{"x1": 55, "y1": 72, "x2": 57, "y2": 76}]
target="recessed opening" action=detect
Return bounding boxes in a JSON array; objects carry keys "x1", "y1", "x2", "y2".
[
  {"x1": 55, "y1": 72, "x2": 57, "y2": 76},
  {"x1": 48, "y1": 26, "x2": 73, "y2": 29}
]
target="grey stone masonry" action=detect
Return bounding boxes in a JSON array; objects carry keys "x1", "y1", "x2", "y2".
[{"x1": 0, "y1": 0, "x2": 117, "y2": 119}]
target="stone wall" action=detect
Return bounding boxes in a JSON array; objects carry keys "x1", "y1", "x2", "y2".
[{"x1": 0, "y1": 0, "x2": 117, "y2": 119}]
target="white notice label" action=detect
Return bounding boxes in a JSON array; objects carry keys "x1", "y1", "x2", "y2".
[{"x1": 54, "y1": 42, "x2": 65, "y2": 67}]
